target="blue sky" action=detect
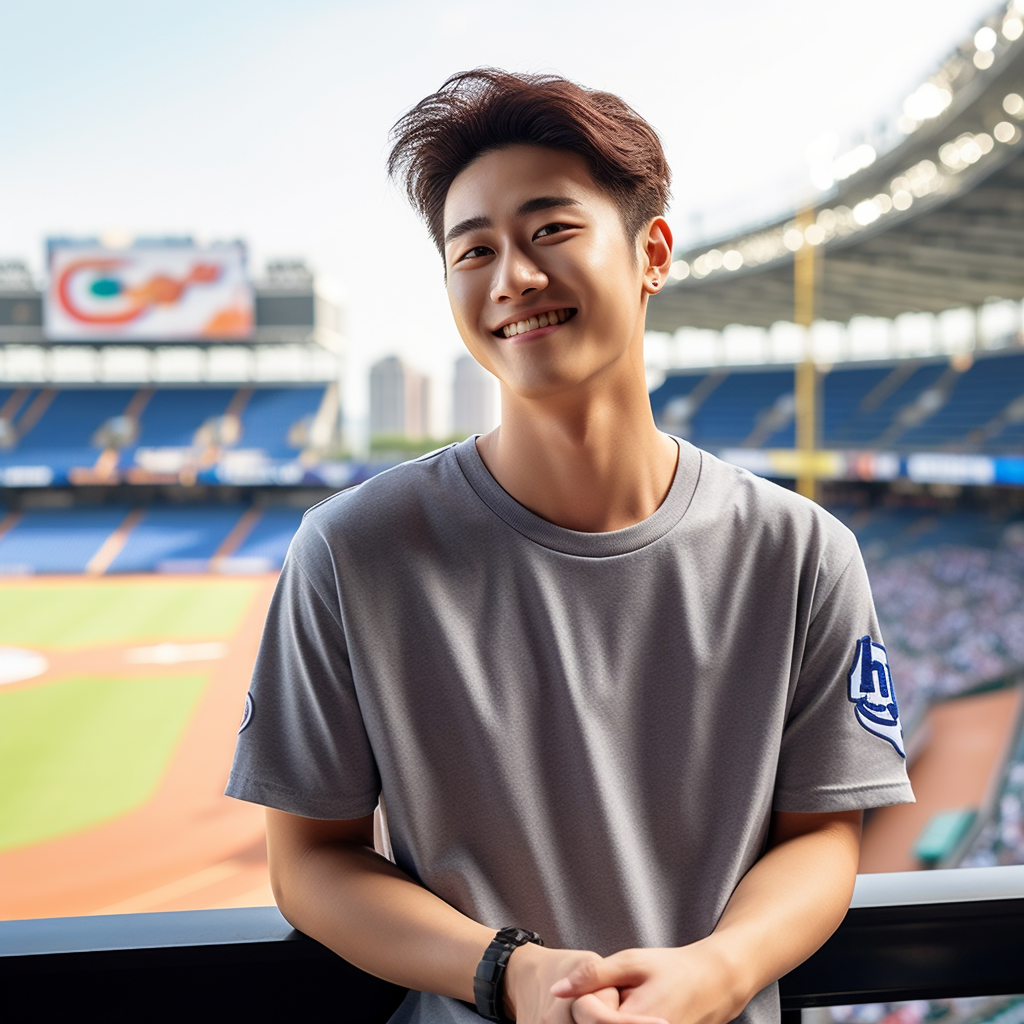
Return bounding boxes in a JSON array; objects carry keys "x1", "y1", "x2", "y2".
[{"x1": 1, "y1": 0, "x2": 1003, "y2": 428}]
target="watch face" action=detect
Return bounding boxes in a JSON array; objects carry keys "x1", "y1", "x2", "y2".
[{"x1": 496, "y1": 926, "x2": 543, "y2": 947}]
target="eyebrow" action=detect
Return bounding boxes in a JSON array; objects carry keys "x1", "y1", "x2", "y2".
[{"x1": 443, "y1": 195, "x2": 581, "y2": 247}]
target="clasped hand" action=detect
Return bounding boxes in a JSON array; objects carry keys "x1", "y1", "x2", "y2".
[{"x1": 504, "y1": 939, "x2": 744, "y2": 1024}]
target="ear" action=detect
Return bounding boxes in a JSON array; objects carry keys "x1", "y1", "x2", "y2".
[{"x1": 641, "y1": 217, "x2": 673, "y2": 296}]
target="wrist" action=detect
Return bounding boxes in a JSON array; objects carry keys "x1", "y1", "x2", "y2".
[
  {"x1": 502, "y1": 940, "x2": 548, "y2": 1020},
  {"x1": 689, "y1": 935, "x2": 755, "y2": 1019}
]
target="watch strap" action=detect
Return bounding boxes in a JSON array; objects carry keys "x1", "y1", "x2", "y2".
[{"x1": 473, "y1": 926, "x2": 544, "y2": 1022}]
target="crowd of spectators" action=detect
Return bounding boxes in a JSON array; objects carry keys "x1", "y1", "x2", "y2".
[
  {"x1": 829, "y1": 995, "x2": 1024, "y2": 1024},
  {"x1": 858, "y1": 519, "x2": 1024, "y2": 724}
]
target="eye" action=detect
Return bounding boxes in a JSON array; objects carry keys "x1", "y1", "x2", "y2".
[
  {"x1": 457, "y1": 245, "x2": 493, "y2": 262},
  {"x1": 534, "y1": 223, "x2": 568, "y2": 239}
]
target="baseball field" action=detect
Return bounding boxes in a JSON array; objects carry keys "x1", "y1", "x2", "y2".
[
  {"x1": 0, "y1": 574, "x2": 278, "y2": 920},
  {"x1": 2, "y1": 573, "x2": 1018, "y2": 922}
]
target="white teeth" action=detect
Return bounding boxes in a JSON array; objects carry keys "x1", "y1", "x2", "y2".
[{"x1": 501, "y1": 308, "x2": 573, "y2": 337}]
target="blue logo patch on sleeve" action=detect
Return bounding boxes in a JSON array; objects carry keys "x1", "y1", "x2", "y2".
[
  {"x1": 238, "y1": 692, "x2": 254, "y2": 734},
  {"x1": 848, "y1": 636, "x2": 905, "y2": 758}
]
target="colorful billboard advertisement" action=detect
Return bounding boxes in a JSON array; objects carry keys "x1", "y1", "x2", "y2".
[{"x1": 45, "y1": 242, "x2": 254, "y2": 341}]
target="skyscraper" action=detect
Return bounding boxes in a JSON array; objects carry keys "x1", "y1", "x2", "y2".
[
  {"x1": 369, "y1": 355, "x2": 431, "y2": 439},
  {"x1": 452, "y1": 354, "x2": 497, "y2": 436}
]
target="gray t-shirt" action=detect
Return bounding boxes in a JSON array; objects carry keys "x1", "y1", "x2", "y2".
[{"x1": 227, "y1": 436, "x2": 913, "y2": 1024}]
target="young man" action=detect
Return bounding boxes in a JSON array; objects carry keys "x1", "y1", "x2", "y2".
[{"x1": 227, "y1": 69, "x2": 914, "y2": 1024}]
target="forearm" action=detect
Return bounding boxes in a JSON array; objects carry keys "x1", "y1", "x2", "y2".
[
  {"x1": 266, "y1": 808, "x2": 492, "y2": 1002},
  {"x1": 703, "y1": 809, "x2": 862, "y2": 1006}
]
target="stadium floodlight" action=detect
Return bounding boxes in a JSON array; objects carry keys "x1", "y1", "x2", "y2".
[
  {"x1": 975, "y1": 26, "x2": 998, "y2": 51},
  {"x1": 722, "y1": 250, "x2": 744, "y2": 271},
  {"x1": 994, "y1": 121, "x2": 1019, "y2": 143},
  {"x1": 903, "y1": 81, "x2": 953, "y2": 123}
]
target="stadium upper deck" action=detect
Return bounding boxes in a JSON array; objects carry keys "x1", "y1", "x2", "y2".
[{"x1": 649, "y1": 1, "x2": 1024, "y2": 330}]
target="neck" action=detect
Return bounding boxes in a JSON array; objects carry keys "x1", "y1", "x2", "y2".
[{"x1": 476, "y1": 373, "x2": 678, "y2": 533}]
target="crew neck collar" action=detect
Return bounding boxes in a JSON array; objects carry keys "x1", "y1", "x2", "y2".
[{"x1": 453, "y1": 435, "x2": 701, "y2": 557}]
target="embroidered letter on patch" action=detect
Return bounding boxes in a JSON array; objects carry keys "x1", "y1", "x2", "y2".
[{"x1": 848, "y1": 636, "x2": 905, "y2": 758}]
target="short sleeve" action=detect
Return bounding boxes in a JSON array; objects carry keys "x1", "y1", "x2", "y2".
[
  {"x1": 773, "y1": 541, "x2": 916, "y2": 813},
  {"x1": 225, "y1": 519, "x2": 381, "y2": 819}
]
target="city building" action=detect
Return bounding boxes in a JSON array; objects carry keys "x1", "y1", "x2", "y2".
[
  {"x1": 452, "y1": 354, "x2": 497, "y2": 436},
  {"x1": 369, "y1": 355, "x2": 431, "y2": 440}
]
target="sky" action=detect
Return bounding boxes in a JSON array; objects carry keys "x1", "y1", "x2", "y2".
[{"x1": 0, "y1": 0, "x2": 1004, "y2": 434}]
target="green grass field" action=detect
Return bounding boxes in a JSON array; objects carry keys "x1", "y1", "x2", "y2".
[
  {"x1": 0, "y1": 674, "x2": 209, "y2": 851},
  {"x1": 0, "y1": 578, "x2": 257, "y2": 650},
  {"x1": 0, "y1": 577, "x2": 263, "y2": 852}
]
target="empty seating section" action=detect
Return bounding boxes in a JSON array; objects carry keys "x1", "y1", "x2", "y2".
[
  {"x1": 0, "y1": 504, "x2": 306, "y2": 574},
  {"x1": 237, "y1": 387, "x2": 325, "y2": 456},
  {"x1": 649, "y1": 373, "x2": 706, "y2": 411},
  {"x1": 127, "y1": 388, "x2": 236, "y2": 451},
  {"x1": 650, "y1": 350, "x2": 1024, "y2": 453},
  {"x1": 828, "y1": 362, "x2": 948, "y2": 446},
  {"x1": 0, "y1": 387, "x2": 132, "y2": 471},
  {"x1": 232, "y1": 507, "x2": 305, "y2": 564},
  {"x1": 898, "y1": 352, "x2": 1024, "y2": 450},
  {"x1": 0, "y1": 507, "x2": 130, "y2": 573},
  {"x1": 820, "y1": 366, "x2": 891, "y2": 444},
  {"x1": 107, "y1": 506, "x2": 246, "y2": 573},
  {"x1": 688, "y1": 370, "x2": 792, "y2": 447},
  {"x1": 0, "y1": 389, "x2": 136, "y2": 473}
]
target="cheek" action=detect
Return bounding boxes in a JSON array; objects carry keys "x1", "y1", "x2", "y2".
[{"x1": 446, "y1": 284, "x2": 474, "y2": 333}]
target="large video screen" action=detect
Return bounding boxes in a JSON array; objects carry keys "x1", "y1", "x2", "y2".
[{"x1": 45, "y1": 242, "x2": 254, "y2": 342}]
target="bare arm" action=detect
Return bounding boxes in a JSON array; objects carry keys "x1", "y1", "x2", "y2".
[
  {"x1": 551, "y1": 809, "x2": 863, "y2": 1024},
  {"x1": 265, "y1": 807, "x2": 493, "y2": 1001},
  {"x1": 265, "y1": 808, "x2": 661, "y2": 1023}
]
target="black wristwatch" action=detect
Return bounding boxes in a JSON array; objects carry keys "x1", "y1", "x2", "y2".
[{"x1": 473, "y1": 926, "x2": 545, "y2": 1022}]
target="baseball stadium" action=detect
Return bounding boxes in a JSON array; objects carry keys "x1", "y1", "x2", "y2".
[{"x1": 3, "y1": 3, "x2": 1024, "y2": 1019}]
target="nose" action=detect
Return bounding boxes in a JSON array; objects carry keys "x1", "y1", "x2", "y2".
[{"x1": 489, "y1": 247, "x2": 548, "y2": 304}]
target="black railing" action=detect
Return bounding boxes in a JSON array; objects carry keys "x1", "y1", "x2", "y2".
[{"x1": 3, "y1": 866, "x2": 1022, "y2": 1018}]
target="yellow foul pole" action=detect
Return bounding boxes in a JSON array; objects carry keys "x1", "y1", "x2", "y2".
[{"x1": 794, "y1": 207, "x2": 818, "y2": 502}]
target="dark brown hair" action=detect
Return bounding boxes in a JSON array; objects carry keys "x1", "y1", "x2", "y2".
[{"x1": 388, "y1": 68, "x2": 672, "y2": 256}]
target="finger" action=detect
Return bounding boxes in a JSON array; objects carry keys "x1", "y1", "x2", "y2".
[
  {"x1": 551, "y1": 953, "x2": 645, "y2": 998},
  {"x1": 569, "y1": 991, "x2": 670, "y2": 1024}
]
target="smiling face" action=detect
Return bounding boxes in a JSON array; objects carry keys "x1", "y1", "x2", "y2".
[{"x1": 443, "y1": 145, "x2": 666, "y2": 403}]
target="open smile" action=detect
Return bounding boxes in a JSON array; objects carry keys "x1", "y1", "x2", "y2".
[{"x1": 494, "y1": 307, "x2": 577, "y2": 339}]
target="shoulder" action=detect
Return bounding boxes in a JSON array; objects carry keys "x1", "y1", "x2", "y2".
[
  {"x1": 284, "y1": 441, "x2": 472, "y2": 584},
  {"x1": 688, "y1": 445, "x2": 861, "y2": 583},
  {"x1": 300, "y1": 442, "x2": 463, "y2": 541}
]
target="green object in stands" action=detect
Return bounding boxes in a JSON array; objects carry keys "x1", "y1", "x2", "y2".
[{"x1": 913, "y1": 809, "x2": 977, "y2": 867}]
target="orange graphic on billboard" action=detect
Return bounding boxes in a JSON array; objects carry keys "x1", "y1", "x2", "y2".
[{"x1": 44, "y1": 243, "x2": 255, "y2": 342}]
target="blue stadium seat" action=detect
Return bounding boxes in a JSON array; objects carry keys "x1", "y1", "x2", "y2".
[
  {"x1": 689, "y1": 370, "x2": 792, "y2": 447},
  {"x1": 236, "y1": 387, "x2": 326, "y2": 457},
  {"x1": 898, "y1": 352, "x2": 1024, "y2": 449},
  {"x1": 0, "y1": 507, "x2": 130, "y2": 573},
  {"x1": 107, "y1": 506, "x2": 246, "y2": 573},
  {"x1": 0, "y1": 389, "x2": 135, "y2": 475},
  {"x1": 231, "y1": 507, "x2": 305, "y2": 566}
]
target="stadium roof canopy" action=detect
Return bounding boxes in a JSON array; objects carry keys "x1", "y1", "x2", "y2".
[{"x1": 649, "y1": 8, "x2": 1024, "y2": 332}]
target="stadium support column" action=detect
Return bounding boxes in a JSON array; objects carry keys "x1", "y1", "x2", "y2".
[{"x1": 794, "y1": 207, "x2": 818, "y2": 502}]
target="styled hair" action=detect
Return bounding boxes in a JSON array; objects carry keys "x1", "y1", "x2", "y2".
[{"x1": 387, "y1": 68, "x2": 672, "y2": 256}]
